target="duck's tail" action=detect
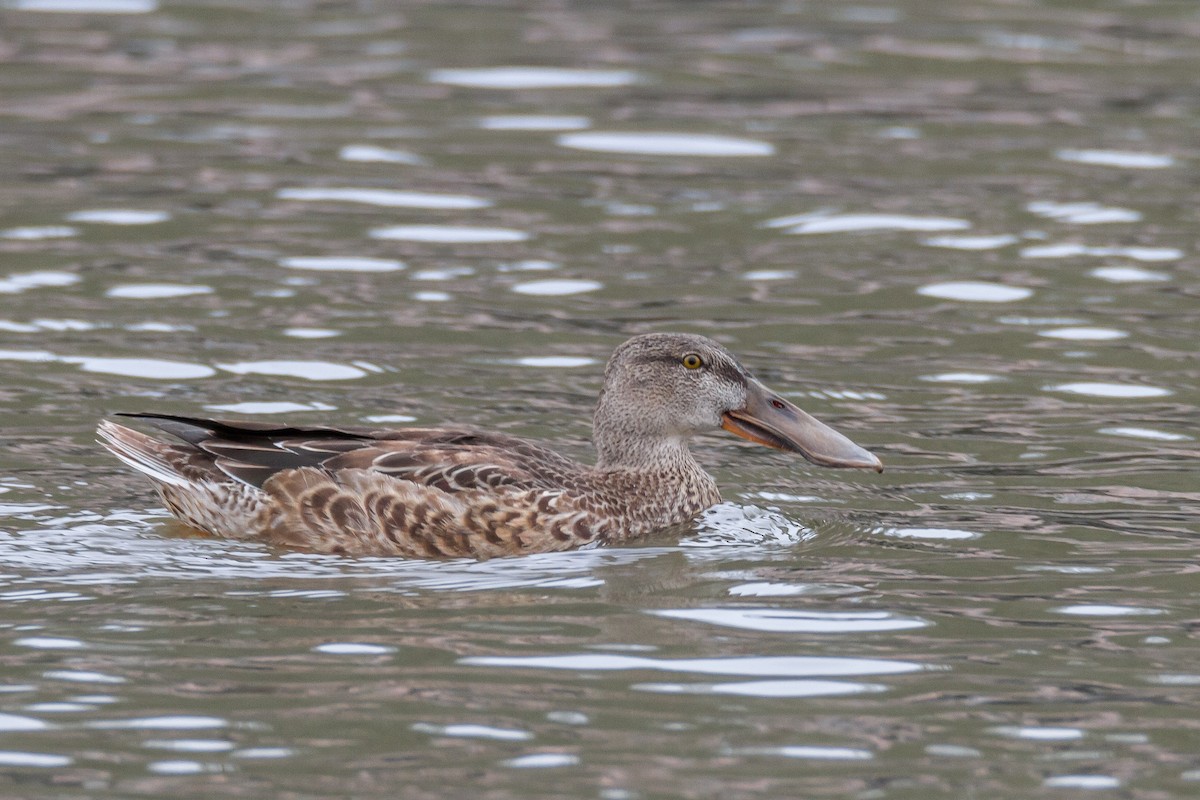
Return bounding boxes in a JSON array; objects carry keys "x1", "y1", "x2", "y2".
[{"x1": 97, "y1": 420, "x2": 193, "y2": 489}]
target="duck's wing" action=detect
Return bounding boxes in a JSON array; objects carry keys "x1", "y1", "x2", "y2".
[{"x1": 118, "y1": 412, "x2": 583, "y2": 493}]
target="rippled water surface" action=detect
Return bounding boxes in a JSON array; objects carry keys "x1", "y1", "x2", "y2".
[{"x1": 1, "y1": 1, "x2": 1199, "y2": 797}]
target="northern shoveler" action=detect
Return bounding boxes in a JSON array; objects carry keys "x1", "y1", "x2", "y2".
[{"x1": 98, "y1": 333, "x2": 881, "y2": 559}]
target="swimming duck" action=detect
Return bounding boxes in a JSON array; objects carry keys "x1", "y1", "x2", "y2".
[{"x1": 98, "y1": 333, "x2": 881, "y2": 559}]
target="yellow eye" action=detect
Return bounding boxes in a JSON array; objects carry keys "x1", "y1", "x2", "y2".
[{"x1": 681, "y1": 353, "x2": 703, "y2": 370}]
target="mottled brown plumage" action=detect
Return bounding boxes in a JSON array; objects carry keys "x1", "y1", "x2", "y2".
[{"x1": 98, "y1": 333, "x2": 881, "y2": 559}]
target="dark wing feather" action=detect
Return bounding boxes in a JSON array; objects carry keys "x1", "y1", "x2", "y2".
[{"x1": 120, "y1": 413, "x2": 584, "y2": 493}]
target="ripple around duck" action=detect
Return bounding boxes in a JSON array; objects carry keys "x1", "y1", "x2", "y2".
[
  {"x1": 276, "y1": 187, "x2": 491, "y2": 210},
  {"x1": 651, "y1": 608, "x2": 928, "y2": 633},
  {"x1": 428, "y1": 66, "x2": 639, "y2": 89},
  {"x1": 1056, "y1": 149, "x2": 1175, "y2": 169},
  {"x1": 558, "y1": 131, "x2": 774, "y2": 156},
  {"x1": 880, "y1": 527, "x2": 980, "y2": 541},
  {"x1": 369, "y1": 225, "x2": 530, "y2": 243},
  {"x1": 917, "y1": 281, "x2": 1032, "y2": 302}
]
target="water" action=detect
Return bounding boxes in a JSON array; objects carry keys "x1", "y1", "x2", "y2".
[{"x1": 1, "y1": 0, "x2": 1198, "y2": 797}]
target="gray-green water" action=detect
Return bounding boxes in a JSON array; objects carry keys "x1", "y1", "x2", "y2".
[{"x1": 1, "y1": 1, "x2": 1198, "y2": 797}]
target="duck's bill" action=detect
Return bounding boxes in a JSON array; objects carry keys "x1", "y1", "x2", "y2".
[{"x1": 721, "y1": 380, "x2": 883, "y2": 472}]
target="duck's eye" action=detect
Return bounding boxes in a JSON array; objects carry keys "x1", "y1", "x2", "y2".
[{"x1": 681, "y1": 353, "x2": 704, "y2": 370}]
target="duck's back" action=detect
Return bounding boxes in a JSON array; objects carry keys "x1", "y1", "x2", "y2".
[{"x1": 99, "y1": 414, "x2": 618, "y2": 558}]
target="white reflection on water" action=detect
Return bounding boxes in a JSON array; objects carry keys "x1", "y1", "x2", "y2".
[
  {"x1": 651, "y1": 608, "x2": 928, "y2": 633},
  {"x1": 480, "y1": 115, "x2": 590, "y2": 131},
  {"x1": 992, "y1": 725, "x2": 1082, "y2": 741},
  {"x1": 142, "y1": 739, "x2": 234, "y2": 753},
  {"x1": 917, "y1": 281, "x2": 1032, "y2": 303},
  {"x1": 1021, "y1": 243, "x2": 1182, "y2": 261},
  {"x1": 503, "y1": 753, "x2": 579, "y2": 769},
  {"x1": 1044, "y1": 776, "x2": 1121, "y2": 790},
  {"x1": 1052, "y1": 604, "x2": 1165, "y2": 616},
  {"x1": 1056, "y1": 149, "x2": 1175, "y2": 169},
  {"x1": 277, "y1": 187, "x2": 491, "y2": 210},
  {"x1": 215, "y1": 360, "x2": 371, "y2": 381},
  {"x1": 429, "y1": 67, "x2": 638, "y2": 89},
  {"x1": 86, "y1": 715, "x2": 227, "y2": 730},
  {"x1": 634, "y1": 680, "x2": 886, "y2": 698},
  {"x1": 1026, "y1": 200, "x2": 1141, "y2": 224},
  {"x1": 279, "y1": 256, "x2": 404, "y2": 273},
  {"x1": 412, "y1": 723, "x2": 532, "y2": 741},
  {"x1": 0, "y1": 271, "x2": 79, "y2": 294},
  {"x1": 1099, "y1": 426, "x2": 1190, "y2": 442},
  {"x1": 0, "y1": 713, "x2": 48, "y2": 732},
  {"x1": 1038, "y1": 327, "x2": 1127, "y2": 341},
  {"x1": 369, "y1": 225, "x2": 530, "y2": 243},
  {"x1": 558, "y1": 132, "x2": 774, "y2": 157},
  {"x1": 337, "y1": 145, "x2": 424, "y2": 165},
  {"x1": 922, "y1": 234, "x2": 1018, "y2": 250},
  {"x1": 62, "y1": 356, "x2": 215, "y2": 380},
  {"x1": 313, "y1": 643, "x2": 396, "y2": 655},
  {"x1": 9, "y1": 0, "x2": 155, "y2": 10},
  {"x1": 460, "y1": 653, "x2": 925, "y2": 677},
  {"x1": 512, "y1": 356, "x2": 596, "y2": 368},
  {"x1": 0, "y1": 751, "x2": 72, "y2": 767},
  {"x1": 204, "y1": 401, "x2": 337, "y2": 415},
  {"x1": 105, "y1": 284, "x2": 213, "y2": 300},
  {"x1": 0, "y1": 225, "x2": 78, "y2": 239},
  {"x1": 66, "y1": 209, "x2": 169, "y2": 224},
  {"x1": 1090, "y1": 266, "x2": 1170, "y2": 283},
  {"x1": 920, "y1": 372, "x2": 1000, "y2": 384},
  {"x1": 729, "y1": 745, "x2": 874, "y2": 760},
  {"x1": 511, "y1": 279, "x2": 602, "y2": 296},
  {"x1": 1046, "y1": 382, "x2": 1171, "y2": 399},
  {"x1": 771, "y1": 213, "x2": 970, "y2": 235}
]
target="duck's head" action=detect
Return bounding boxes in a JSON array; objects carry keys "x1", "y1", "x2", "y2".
[{"x1": 594, "y1": 333, "x2": 882, "y2": 472}]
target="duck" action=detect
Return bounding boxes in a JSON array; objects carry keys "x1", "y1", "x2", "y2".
[{"x1": 98, "y1": 333, "x2": 881, "y2": 559}]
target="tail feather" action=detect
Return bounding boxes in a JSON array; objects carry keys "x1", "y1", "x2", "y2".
[{"x1": 97, "y1": 420, "x2": 192, "y2": 489}]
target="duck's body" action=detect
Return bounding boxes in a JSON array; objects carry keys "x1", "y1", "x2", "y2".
[{"x1": 99, "y1": 334, "x2": 880, "y2": 559}]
